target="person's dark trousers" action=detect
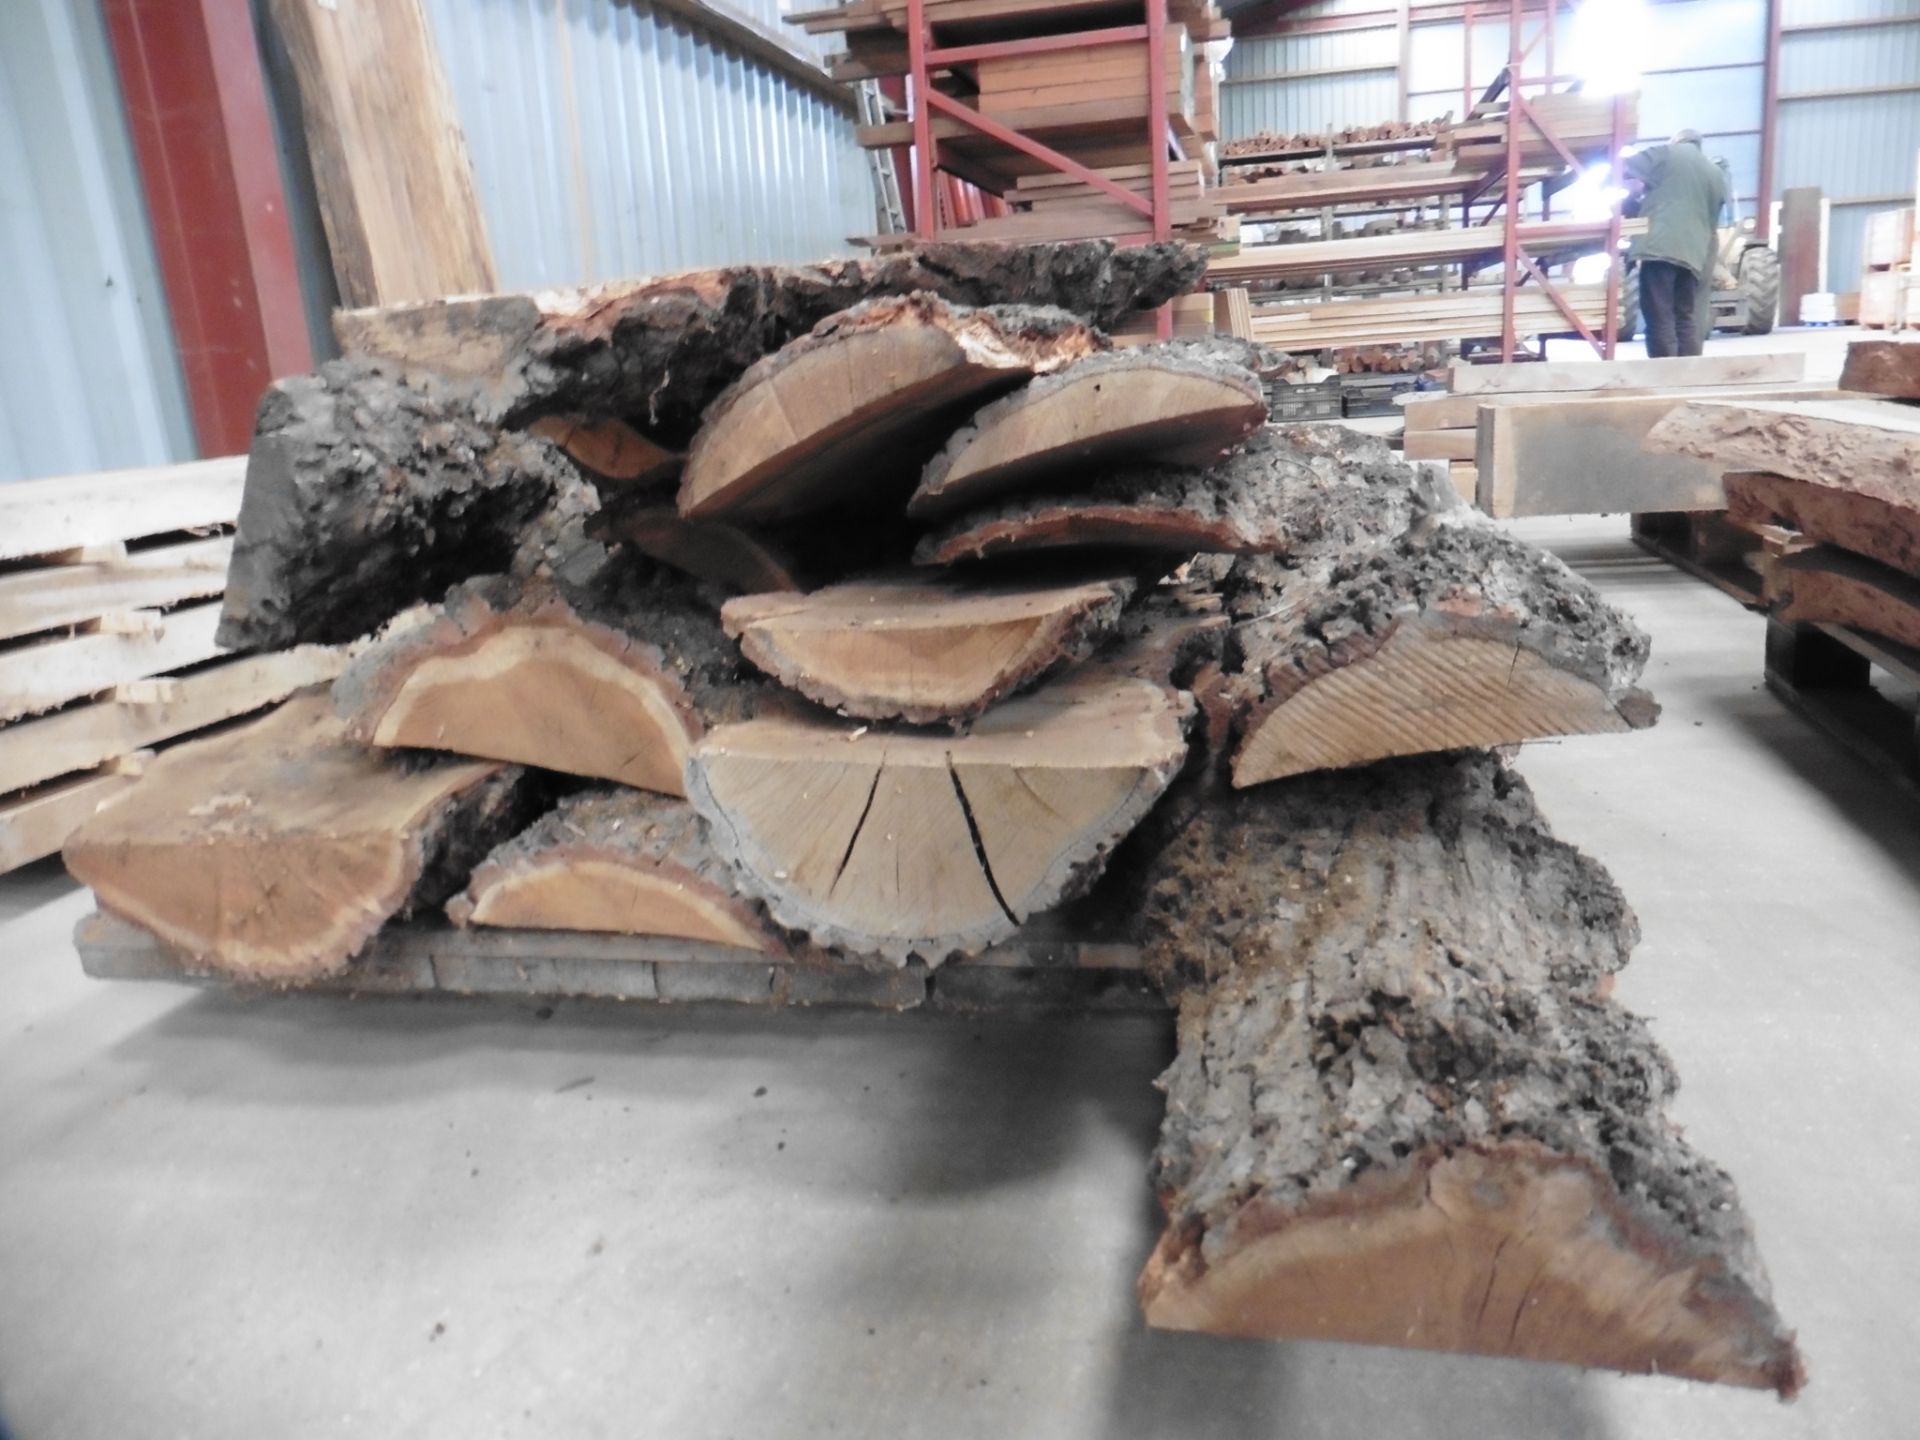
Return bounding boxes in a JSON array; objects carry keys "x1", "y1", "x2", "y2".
[{"x1": 1640, "y1": 259, "x2": 1703, "y2": 357}]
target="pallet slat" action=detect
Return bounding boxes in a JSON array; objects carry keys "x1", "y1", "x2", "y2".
[
  {"x1": 0, "y1": 536, "x2": 233, "y2": 643},
  {"x1": 0, "y1": 457, "x2": 245, "y2": 562}
]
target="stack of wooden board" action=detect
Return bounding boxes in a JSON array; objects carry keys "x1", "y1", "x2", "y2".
[
  {"x1": 56, "y1": 241, "x2": 1803, "y2": 1395},
  {"x1": 1248, "y1": 282, "x2": 1612, "y2": 357},
  {"x1": 0, "y1": 458, "x2": 345, "y2": 873},
  {"x1": 797, "y1": 0, "x2": 1228, "y2": 236},
  {"x1": 1645, "y1": 341, "x2": 1920, "y2": 784},
  {"x1": 1393, "y1": 351, "x2": 1824, "y2": 515}
]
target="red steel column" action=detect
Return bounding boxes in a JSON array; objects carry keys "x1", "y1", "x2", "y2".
[
  {"x1": 907, "y1": 0, "x2": 938, "y2": 239},
  {"x1": 103, "y1": 0, "x2": 312, "y2": 456}
]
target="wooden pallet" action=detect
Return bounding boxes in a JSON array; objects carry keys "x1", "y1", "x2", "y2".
[
  {"x1": 1764, "y1": 619, "x2": 1920, "y2": 795},
  {"x1": 1629, "y1": 511, "x2": 1769, "y2": 607},
  {"x1": 0, "y1": 456, "x2": 348, "y2": 875},
  {"x1": 73, "y1": 909, "x2": 1165, "y2": 1013}
]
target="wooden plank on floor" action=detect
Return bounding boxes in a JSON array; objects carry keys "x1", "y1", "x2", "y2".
[
  {"x1": 0, "y1": 646, "x2": 346, "y2": 796},
  {"x1": 267, "y1": 0, "x2": 495, "y2": 307},
  {"x1": 0, "y1": 537, "x2": 232, "y2": 642},
  {"x1": 0, "y1": 458, "x2": 245, "y2": 562},
  {"x1": 0, "y1": 602, "x2": 225, "y2": 723},
  {"x1": 1447, "y1": 352, "x2": 1806, "y2": 397},
  {"x1": 69, "y1": 911, "x2": 1163, "y2": 1011}
]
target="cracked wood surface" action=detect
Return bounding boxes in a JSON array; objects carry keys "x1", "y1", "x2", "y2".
[
  {"x1": 684, "y1": 672, "x2": 1190, "y2": 963},
  {"x1": 1766, "y1": 546, "x2": 1920, "y2": 651},
  {"x1": 1132, "y1": 753, "x2": 1804, "y2": 1395},
  {"x1": 335, "y1": 573, "x2": 754, "y2": 795},
  {"x1": 721, "y1": 574, "x2": 1134, "y2": 723},
  {"x1": 1726, "y1": 469, "x2": 1920, "y2": 581},
  {"x1": 448, "y1": 786, "x2": 785, "y2": 953},
  {"x1": 678, "y1": 296, "x2": 1102, "y2": 523},
  {"x1": 909, "y1": 347, "x2": 1266, "y2": 520},
  {"x1": 62, "y1": 691, "x2": 540, "y2": 983},
  {"x1": 1225, "y1": 521, "x2": 1657, "y2": 786}
]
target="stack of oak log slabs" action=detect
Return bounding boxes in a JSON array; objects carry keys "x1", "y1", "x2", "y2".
[
  {"x1": 1647, "y1": 344, "x2": 1920, "y2": 657},
  {"x1": 61, "y1": 238, "x2": 1803, "y2": 1392},
  {"x1": 0, "y1": 457, "x2": 346, "y2": 875},
  {"x1": 1394, "y1": 351, "x2": 1820, "y2": 514}
]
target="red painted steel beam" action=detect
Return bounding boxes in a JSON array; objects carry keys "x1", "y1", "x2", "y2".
[
  {"x1": 103, "y1": 0, "x2": 312, "y2": 457},
  {"x1": 923, "y1": 91, "x2": 1153, "y2": 215},
  {"x1": 929, "y1": 25, "x2": 1147, "y2": 64}
]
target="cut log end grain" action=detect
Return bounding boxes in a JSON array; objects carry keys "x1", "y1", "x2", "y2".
[
  {"x1": 528, "y1": 414, "x2": 682, "y2": 487},
  {"x1": 721, "y1": 574, "x2": 1136, "y2": 723},
  {"x1": 592, "y1": 501, "x2": 805, "y2": 594},
  {"x1": 1226, "y1": 521, "x2": 1657, "y2": 786},
  {"x1": 685, "y1": 673, "x2": 1191, "y2": 964},
  {"x1": 62, "y1": 692, "x2": 541, "y2": 984},
  {"x1": 1133, "y1": 753, "x2": 1804, "y2": 1396},
  {"x1": 1726, "y1": 469, "x2": 1920, "y2": 581},
  {"x1": 914, "y1": 423, "x2": 1435, "y2": 568},
  {"x1": 678, "y1": 295, "x2": 1103, "y2": 523},
  {"x1": 336, "y1": 572, "x2": 753, "y2": 795},
  {"x1": 218, "y1": 362, "x2": 590, "y2": 651},
  {"x1": 909, "y1": 347, "x2": 1268, "y2": 519},
  {"x1": 448, "y1": 787, "x2": 785, "y2": 953}
]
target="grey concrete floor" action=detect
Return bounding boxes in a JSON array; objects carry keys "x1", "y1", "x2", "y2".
[{"x1": 5, "y1": 525, "x2": 1920, "y2": 1435}]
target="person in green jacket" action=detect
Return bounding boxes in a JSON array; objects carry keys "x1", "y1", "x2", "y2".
[{"x1": 1624, "y1": 130, "x2": 1728, "y2": 357}]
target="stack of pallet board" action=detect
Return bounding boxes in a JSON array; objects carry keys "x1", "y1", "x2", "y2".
[
  {"x1": 1861, "y1": 205, "x2": 1916, "y2": 330},
  {"x1": 0, "y1": 459, "x2": 345, "y2": 874},
  {"x1": 1395, "y1": 352, "x2": 1826, "y2": 514},
  {"x1": 1644, "y1": 339, "x2": 1920, "y2": 781},
  {"x1": 797, "y1": 0, "x2": 1229, "y2": 243},
  {"x1": 54, "y1": 236, "x2": 1807, "y2": 1397}
]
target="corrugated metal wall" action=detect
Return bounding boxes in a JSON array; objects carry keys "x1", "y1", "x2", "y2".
[
  {"x1": 419, "y1": 0, "x2": 877, "y2": 288},
  {"x1": 1776, "y1": 0, "x2": 1920, "y2": 290},
  {"x1": 0, "y1": 0, "x2": 192, "y2": 483}
]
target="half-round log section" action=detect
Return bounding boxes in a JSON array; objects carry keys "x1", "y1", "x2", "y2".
[
  {"x1": 594, "y1": 502, "x2": 805, "y2": 595},
  {"x1": 908, "y1": 348, "x2": 1267, "y2": 520},
  {"x1": 336, "y1": 574, "x2": 753, "y2": 796},
  {"x1": 720, "y1": 575, "x2": 1134, "y2": 724},
  {"x1": 63, "y1": 692, "x2": 537, "y2": 984},
  {"x1": 1133, "y1": 753, "x2": 1804, "y2": 1396},
  {"x1": 448, "y1": 787, "x2": 785, "y2": 953},
  {"x1": 528, "y1": 414, "x2": 682, "y2": 488},
  {"x1": 914, "y1": 423, "x2": 1434, "y2": 568},
  {"x1": 1228, "y1": 522, "x2": 1658, "y2": 786},
  {"x1": 678, "y1": 296, "x2": 1102, "y2": 522},
  {"x1": 685, "y1": 673, "x2": 1191, "y2": 963}
]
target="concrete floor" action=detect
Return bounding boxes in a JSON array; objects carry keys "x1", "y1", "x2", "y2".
[{"x1": 4, "y1": 349, "x2": 1919, "y2": 1437}]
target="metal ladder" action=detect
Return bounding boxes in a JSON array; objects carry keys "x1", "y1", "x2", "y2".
[{"x1": 857, "y1": 82, "x2": 908, "y2": 234}]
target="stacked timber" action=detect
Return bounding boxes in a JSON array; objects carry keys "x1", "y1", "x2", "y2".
[
  {"x1": 1219, "y1": 117, "x2": 1450, "y2": 161},
  {"x1": 1647, "y1": 347, "x2": 1920, "y2": 682},
  {"x1": 0, "y1": 458, "x2": 347, "y2": 874},
  {"x1": 1395, "y1": 351, "x2": 1825, "y2": 512},
  {"x1": 797, "y1": 0, "x2": 1229, "y2": 243},
  {"x1": 62, "y1": 238, "x2": 1802, "y2": 1392}
]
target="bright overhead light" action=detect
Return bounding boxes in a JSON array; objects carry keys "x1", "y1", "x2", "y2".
[{"x1": 1568, "y1": 0, "x2": 1649, "y2": 96}]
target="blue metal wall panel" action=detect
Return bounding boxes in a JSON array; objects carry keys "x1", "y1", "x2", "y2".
[
  {"x1": 1781, "y1": 0, "x2": 1920, "y2": 25},
  {"x1": 1777, "y1": 92, "x2": 1920, "y2": 287},
  {"x1": 420, "y1": 0, "x2": 874, "y2": 288},
  {"x1": 1221, "y1": 71, "x2": 1401, "y2": 137},
  {"x1": 1781, "y1": 21, "x2": 1920, "y2": 90},
  {"x1": 0, "y1": 0, "x2": 192, "y2": 483}
]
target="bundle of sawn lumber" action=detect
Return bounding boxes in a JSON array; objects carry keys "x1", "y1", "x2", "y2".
[{"x1": 62, "y1": 239, "x2": 1803, "y2": 1396}]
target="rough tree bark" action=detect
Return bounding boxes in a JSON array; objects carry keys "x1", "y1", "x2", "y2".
[
  {"x1": 677, "y1": 296, "x2": 1103, "y2": 522},
  {"x1": 1131, "y1": 752, "x2": 1805, "y2": 1396},
  {"x1": 448, "y1": 786, "x2": 786, "y2": 953},
  {"x1": 218, "y1": 361, "x2": 594, "y2": 651},
  {"x1": 685, "y1": 671, "x2": 1191, "y2": 964},
  {"x1": 62, "y1": 691, "x2": 544, "y2": 983},
  {"x1": 913, "y1": 424, "x2": 1438, "y2": 568},
  {"x1": 335, "y1": 567, "x2": 758, "y2": 796},
  {"x1": 1225, "y1": 521, "x2": 1658, "y2": 786},
  {"x1": 332, "y1": 240, "x2": 1208, "y2": 441},
  {"x1": 1837, "y1": 338, "x2": 1920, "y2": 400},
  {"x1": 720, "y1": 574, "x2": 1135, "y2": 724},
  {"x1": 909, "y1": 346, "x2": 1268, "y2": 520}
]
